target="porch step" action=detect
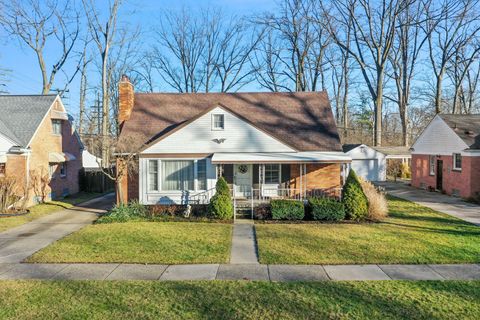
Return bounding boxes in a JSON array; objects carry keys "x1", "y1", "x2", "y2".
[{"x1": 235, "y1": 207, "x2": 253, "y2": 219}]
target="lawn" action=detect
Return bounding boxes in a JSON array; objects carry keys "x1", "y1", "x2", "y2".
[
  {"x1": 256, "y1": 196, "x2": 480, "y2": 264},
  {"x1": 0, "y1": 280, "x2": 478, "y2": 319},
  {"x1": 0, "y1": 192, "x2": 104, "y2": 233},
  {"x1": 27, "y1": 222, "x2": 233, "y2": 264}
]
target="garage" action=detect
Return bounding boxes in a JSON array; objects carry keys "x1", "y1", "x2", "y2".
[
  {"x1": 351, "y1": 159, "x2": 379, "y2": 181},
  {"x1": 343, "y1": 144, "x2": 386, "y2": 181}
]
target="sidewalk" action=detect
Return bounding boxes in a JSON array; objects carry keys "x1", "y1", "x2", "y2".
[
  {"x1": 0, "y1": 262, "x2": 479, "y2": 281},
  {"x1": 230, "y1": 219, "x2": 259, "y2": 264},
  {"x1": 0, "y1": 193, "x2": 114, "y2": 263},
  {"x1": 378, "y1": 181, "x2": 480, "y2": 226}
]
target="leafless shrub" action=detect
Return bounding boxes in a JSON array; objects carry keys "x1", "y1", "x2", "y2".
[
  {"x1": 359, "y1": 178, "x2": 388, "y2": 221},
  {"x1": 0, "y1": 176, "x2": 19, "y2": 212},
  {"x1": 30, "y1": 167, "x2": 51, "y2": 204}
]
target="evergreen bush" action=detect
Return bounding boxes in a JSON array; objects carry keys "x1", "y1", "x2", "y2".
[{"x1": 342, "y1": 170, "x2": 368, "y2": 221}]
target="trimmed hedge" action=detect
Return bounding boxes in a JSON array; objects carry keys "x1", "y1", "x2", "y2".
[
  {"x1": 342, "y1": 170, "x2": 369, "y2": 221},
  {"x1": 271, "y1": 199, "x2": 304, "y2": 220},
  {"x1": 308, "y1": 197, "x2": 345, "y2": 221}
]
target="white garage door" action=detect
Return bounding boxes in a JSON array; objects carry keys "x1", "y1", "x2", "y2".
[{"x1": 351, "y1": 159, "x2": 379, "y2": 181}]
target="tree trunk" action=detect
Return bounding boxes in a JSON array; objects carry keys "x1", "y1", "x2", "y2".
[
  {"x1": 434, "y1": 73, "x2": 443, "y2": 114},
  {"x1": 101, "y1": 48, "x2": 109, "y2": 168},
  {"x1": 78, "y1": 66, "x2": 87, "y2": 136},
  {"x1": 374, "y1": 71, "x2": 384, "y2": 146}
]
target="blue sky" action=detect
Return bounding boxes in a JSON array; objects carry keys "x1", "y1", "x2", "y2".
[{"x1": 0, "y1": 0, "x2": 277, "y2": 115}]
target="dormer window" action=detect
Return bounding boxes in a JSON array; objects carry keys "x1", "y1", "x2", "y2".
[
  {"x1": 52, "y1": 119, "x2": 62, "y2": 135},
  {"x1": 212, "y1": 114, "x2": 224, "y2": 130}
]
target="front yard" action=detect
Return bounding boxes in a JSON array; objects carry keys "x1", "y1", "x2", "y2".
[
  {"x1": 0, "y1": 280, "x2": 479, "y2": 319},
  {"x1": 27, "y1": 222, "x2": 233, "y2": 264},
  {"x1": 256, "y1": 196, "x2": 480, "y2": 264},
  {"x1": 0, "y1": 192, "x2": 105, "y2": 233}
]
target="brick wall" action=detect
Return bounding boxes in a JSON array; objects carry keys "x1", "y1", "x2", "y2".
[
  {"x1": 289, "y1": 163, "x2": 341, "y2": 195},
  {"x1": 118, "y1": 76, "x2": 134, "y2": 125},
  {"x1": 412, "y1": 153, "x2": 476, "y2": 198},
  {"x1": 117, "y1": 158, "x2": 139, "y2": 204}
]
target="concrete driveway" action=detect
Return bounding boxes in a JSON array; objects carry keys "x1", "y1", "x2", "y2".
[
  {"x1": 0, "y1": 193, "x2": 114, "y2": 263},
  {"x1": 379, "y1": 182, "x2": 480, "y2": 226}
]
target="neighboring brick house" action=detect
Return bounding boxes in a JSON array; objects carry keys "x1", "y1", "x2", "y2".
[
  {"x1": 116, "y1": 76, "x2": 350, "y2": 211},
  {"x1": 0, "y1": 95, "x2": 84, "y2": 206},
  {"x1": 411, "y1": 114, "x2": 480, "y2": 199}
]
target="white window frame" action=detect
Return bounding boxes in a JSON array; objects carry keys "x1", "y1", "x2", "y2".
[
  {"x1": 429, "y1": 155, "x2": 435, "y2": 175},
  {"x1": 264, "y1": 164, "x2": 281, "y2": 185},
  {"x1": 211, "y1": 114, "x2": 225, "y2": 130},
  {"x1": 452, "y1": 153, "x2": 462, "y2": 171},
  {"x1": 52, "y1": 119, "x2": 62, "y2": 135},
  {"x1": 148, "y1": 160, "x2": 159, "y2": 191}
]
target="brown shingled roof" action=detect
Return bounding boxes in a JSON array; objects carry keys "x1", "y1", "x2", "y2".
[
  {"x1": 440, "y1": 114, "x2": 480, "y2": 150},
  {"x1": 119, "y1": 91, "x2": 342, "y2": 152}
]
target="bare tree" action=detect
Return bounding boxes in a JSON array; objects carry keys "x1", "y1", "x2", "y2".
[
  {"x1": 151, "y1": 7, "x2": 260, "y2": 93},
  {"x1": 387, "y1": 0, "x2": 433, "y2": 146},
  {"x1": 152, "y1": 7, "x2": 206, "y2": 93},
  {"x1": 323, "y1": 0, "x2": 410, "y2": 146},
  {"x1": 255, "y1": 0, "x2": 331, "y2": 92},
  {"x1": 424, "y1": 0, "x2": 480, "y2": 114},
  {"x1": 0, "y1": 0, "x2": 81, "y2": 94},
  {"x1": 446, "y1": 39, "x2": 480, "y2": 113},
  {"x1": 82, "y1": 0, "x2": 122, "y2": 167}
]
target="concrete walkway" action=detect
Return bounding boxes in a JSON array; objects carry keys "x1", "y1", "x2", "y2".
[
  {"x1": 0, "y1": 194, "x2": 114, "y2": 263},
  {"x1": 0, "y1": 263, "x2": 479, "y2": 281},
  {"x1": 230, "y1": 219, "x2": 259, "y2": 264},
  {"x1": 379, "y1": 182, "x2": 480, "y2": 226}
]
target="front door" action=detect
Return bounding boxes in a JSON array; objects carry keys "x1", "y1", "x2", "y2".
[
  {"x1": 436, "y1": 160, "x2": 443, "y2": 191},
  {"x1": 234, "y1": 164, "x2": 252, "y2": 198}
]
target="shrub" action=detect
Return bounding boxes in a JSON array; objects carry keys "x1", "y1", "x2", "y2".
[
  {"x1": 215, "y1": 177, "x2": 230, "y2": 197},
  {"x1": 400, "y1": 162, "x2": 411, "y2": 179},
  {"x1": 147, "y1": 204, "x2": 186, "y2": 217},
  {"x1": 271, "y1": 199, "x2": 304, "y2": 220},
  {"x1": 97, "y1": 200, "x2": 147, "y2": 223},
  {"x1": 342, "y1": 170, "x2": 368, "y2": 221},
  {"x1": 359, "y1": 178, "x2": 388, "y2": 221},
  {"x1": 208, "y1": 194, "x2": 233, "y2": 219},
  {"x1": 254, "y1": 204, "x2": 271, "y2": 220},
  {"x1": 208, "y1": 177, "x2": 233, "y2": 219},
  {"x1": 308, "y1": 197, "x2": 345, "y2": 221}
]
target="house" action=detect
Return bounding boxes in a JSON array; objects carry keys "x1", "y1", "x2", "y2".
[
  {"x1": 0, "y1": 95, "x2": 83, "y2": 205},
  {"x1": 116, "y1": 76, "x2": 350, "y2": 206},
  {"x1": 411, "y1": 114, "x2": 480, "y2": 198}
]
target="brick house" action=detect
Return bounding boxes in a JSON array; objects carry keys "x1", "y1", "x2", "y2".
[
  {"x1": 116, "y1": 76, "x2": 350, "y2": 211},
  {"x1": 0, "y1": 95, "x2": 84, "y2": 206},
  {"x1": 411, "y1": 114, "x2": 480, "y2": 199}
]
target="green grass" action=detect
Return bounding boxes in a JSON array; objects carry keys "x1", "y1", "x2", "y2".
[
  {"x1": 0, "y1": 280, "x2": 479, "y2": 319},
  {"x1": 256, "y1": 196, "x2": 480, "y2": 264},
  {"x1": 0, "y1": 192, "x2": 104, "y2": 233},
  {"x1": 27, "y1": 222, "x2": 233, "y2": 264}
]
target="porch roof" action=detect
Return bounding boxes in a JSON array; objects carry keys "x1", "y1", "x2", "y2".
[{"x1": 211, "y1": 152, "x2": 351, "y2": 164}]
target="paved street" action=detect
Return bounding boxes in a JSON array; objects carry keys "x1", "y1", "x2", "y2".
[{"x1": 0, "y1": 194, "x2": 114, "y2": 263}]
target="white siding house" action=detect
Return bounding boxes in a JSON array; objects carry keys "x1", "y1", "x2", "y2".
[{"x1": 343, "y1": 144, "x2": 386, "y2": 181}]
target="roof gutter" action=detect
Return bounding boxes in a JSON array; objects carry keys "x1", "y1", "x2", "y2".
[{"x1": 8, "y1": 146, "x2": 30, "y2": 154}]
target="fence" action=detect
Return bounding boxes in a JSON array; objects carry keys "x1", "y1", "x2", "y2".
[{"x1": 79, "y1": 169, "x2": 115, "y2": 193}]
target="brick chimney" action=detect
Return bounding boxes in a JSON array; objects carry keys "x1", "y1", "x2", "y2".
[{"x1": 118, "y1": 74, "x2": 134, "y2": 127}]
